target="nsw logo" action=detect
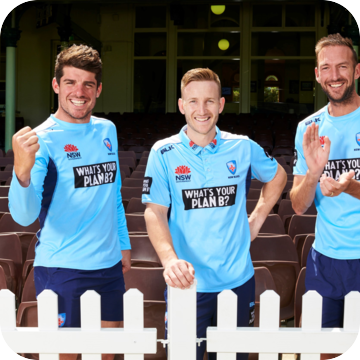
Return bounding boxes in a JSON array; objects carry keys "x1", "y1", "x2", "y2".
[
  {"x1": 103, "y1": 138, "x2": 112, "y2": 151},
  {"x1": 175, "y1": 165, "x2": 191, "y2": 182},
  {"x1": 356, "y1": 133, "x2": 360, "y2": 147},
  {"x1": 226, "y1": 160, "x2": 237, "y2": 175},
  {"x1": 58, "y1": 313, "x2": 66, "y2": 327},
  {"x1": 64, "y1": 144, "x2": 81, "y2": 160}
]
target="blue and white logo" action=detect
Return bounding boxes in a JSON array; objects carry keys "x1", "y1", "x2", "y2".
[
  {"x1": 356, "y1": 132, "x2": 360, "y2": 147},
  {"x1": 226, "y1": 160, "x2": 237, "y2": 175},
  {"x1": 58, "y1": 313, "x2": 66, "y2": 327},
  {"x1": 103, "y1": 138, "x2": 112, "y2": 151}
]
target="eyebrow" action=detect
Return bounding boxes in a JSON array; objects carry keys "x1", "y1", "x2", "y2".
[
  {"x1": 62, "y1": 79, "x2": 96, "y2": 86},
  {"x1": 320, "y1": 61, "x2": 350, "y2": 67}
]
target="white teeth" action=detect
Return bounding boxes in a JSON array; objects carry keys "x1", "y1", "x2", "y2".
[
  {"x1": 71, "y1": 100, "x2": 86, "y2": 106},
  {"x1": 330, "y1": 84, "x2": 343, "y2": 88},
  {"x1": 195, "y1": 117, "x2": 209, "y2": 122}
]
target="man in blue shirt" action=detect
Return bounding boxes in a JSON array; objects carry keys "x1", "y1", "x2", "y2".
[
  {"x1": 10, "y1": 45, "x2": 131, "y2": 360},
  {"x1": 142, "y1": 68, "x2": 287, "y2": 360},
  {"x1": 291, "y1": 34, "x2": 360, "y2": 360}
]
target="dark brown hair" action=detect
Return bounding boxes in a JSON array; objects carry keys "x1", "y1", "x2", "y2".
[
  {"x1": 181, "y1": 68, "x2": 221, "y2": 97},
  {"x1": 54, "y1": 44, "x2": 102, "y2": 87},
  {"x1": 316, "y1": 33, "x2": 358, "y2": 67}
]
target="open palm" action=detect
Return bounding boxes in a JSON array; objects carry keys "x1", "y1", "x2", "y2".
[{"x1": 303, "y1": 123, "x2": 331, "y2": 178}]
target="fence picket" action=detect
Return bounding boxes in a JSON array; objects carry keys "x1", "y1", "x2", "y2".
[
  {"x1": 81, "y1": 290, "x2": 101, "y2": 360},
  {"x1": 38, "y1": 290, "x2": 59, "y2": 360},
  {"x1": 344, "y1": 291, "x2": 360, "y2": 331},
  {"x1": 0, "y1": 289, "x2": 16, "y2": 330},
  {"x1": 216, "y1": 290, "x2": 237, "y2": 360},
  {"x1": 259, "y1": 290, "x2": 279, "y2": 360},
  {"x1": 124, "y1": 288, "x2": 144, "y2": 360},
  {"x1": 168, "y1": 282, "x2": 197, "y2": 360}
]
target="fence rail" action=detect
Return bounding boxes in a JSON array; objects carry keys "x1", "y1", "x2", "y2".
[{"x1": 0, "y1": 283, "x2": 359, "y2": 360}]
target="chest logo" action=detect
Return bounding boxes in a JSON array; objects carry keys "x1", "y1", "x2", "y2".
[
  {"x1": 226, "y1": 160, "x2": 237, "y2": 175},
  {"x1": 103, "y1": 138, "x2": 112, "y2": 151},
  {"x1": 64, "y1": 144, "x2": 81, "y2": 160},
  {"x1": 356, "y1": 133, "x2": 360, "y2": 147},
  {"x1": 175, "y1": 165, "x2": 191, "y2": 182}
]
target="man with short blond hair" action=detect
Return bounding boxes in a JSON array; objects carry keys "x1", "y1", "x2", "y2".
[
  {"x1": 291, "y1": 33, "x2": 360, "y2": 360},
  {"x1": 142, "y1": 68, "x2": 287, "y2": 360}
]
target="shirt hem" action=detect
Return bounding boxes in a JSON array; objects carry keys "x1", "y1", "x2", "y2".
[{"x1": 313, "y1": 245, "x2": 360, "y2": 260}]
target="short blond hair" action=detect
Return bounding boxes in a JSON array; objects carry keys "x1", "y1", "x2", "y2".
[
  {"x1": 315, "y1": 33, "x2": 358, "y2": 67},
  {"x1": 181, "y1": 68, "x2": 221, "y2": 97}
]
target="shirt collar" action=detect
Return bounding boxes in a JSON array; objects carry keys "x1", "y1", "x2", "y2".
[{"x1": 179, "y1": 125, "x2": 221, "y2": 154}]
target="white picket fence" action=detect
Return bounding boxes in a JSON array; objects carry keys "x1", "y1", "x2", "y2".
[{"x1": 0, "y1": 282, "x2": 360, "y2": 359}]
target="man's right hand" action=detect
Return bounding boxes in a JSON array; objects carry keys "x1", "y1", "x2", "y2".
[
  {"x1": 163, "y1": 258, "x2": 195, "y2": 289},
  {"x1": 12, "y1": 127, "x2": 40, "y2": 187},
  {"x1": 303, "y1": 122, "x2": 331, "y2": 180}
]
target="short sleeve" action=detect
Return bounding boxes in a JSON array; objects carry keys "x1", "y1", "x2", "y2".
[
  {"x1": 249, "y1": 140, "x2": 278, "y2": 183},
  {"x1": 141, "y1": 148, "x2": 171, "y2": 207},
  {"x1": 293, "y1": 125, "x2": 308, "y2": 175}
]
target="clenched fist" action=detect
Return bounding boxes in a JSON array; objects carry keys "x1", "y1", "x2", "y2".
[{"x1": 12, "y1": 127, "x2": 40, "y2": 187}]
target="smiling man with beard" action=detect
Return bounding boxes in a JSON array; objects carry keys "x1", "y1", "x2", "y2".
[{"x1": 290, "y1": 34, "x2": 360, "y2": 360}]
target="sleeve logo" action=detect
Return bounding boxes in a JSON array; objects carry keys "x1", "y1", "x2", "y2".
[
  {"x1": 182, "y1": 185, "x2": 237, "y2": 210},
  {"x1": 142, "y1": 177, "x2": 153, "y2": 195},
  {"x1": 73, "y1": 161, "x2": 117, "y2": 188}
]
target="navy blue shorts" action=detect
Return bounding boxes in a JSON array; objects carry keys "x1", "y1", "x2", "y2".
[
  {"x1": 164, "y1": 276, "x2": 255, "y2": 360},
  {"x1": 34, "y1": 260, "x2": 125, "y2": 328},
  {"x1": 306, "y1": 248, "x2": 360, "y2": 328}
]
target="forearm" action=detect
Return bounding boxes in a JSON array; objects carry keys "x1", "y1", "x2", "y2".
[
  {"x1": 344, "y1": 179, "x2": 360, "y2": 200},
  {"x1": 290, "y1": 171, "x2": 319, "y2": 214},
  {"x1": 144, "y1": 205, "x2": 178, "y2": 267}
]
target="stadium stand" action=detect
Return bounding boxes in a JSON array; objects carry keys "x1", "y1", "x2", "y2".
[{"x1": 126, "y1": 198, "x2": 146, "y2": 214}]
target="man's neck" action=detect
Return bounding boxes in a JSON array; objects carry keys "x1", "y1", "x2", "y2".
[
  {"x1": 185, "y1": 128, "x2": 216, "y2": 148},
  {"x1": 54, "y1": 109, "x2": 91, "y2": 124},
  {"x1": 328, "y1": 94, "x2": 360, "y2": 117}
]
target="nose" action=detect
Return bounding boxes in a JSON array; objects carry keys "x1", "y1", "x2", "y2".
[
  {"x1": 74, "y1": 84, "x2": 86, "y2": 98},
  {"x1": 329, "y1": 66, "x2": 341, "y2": 81},
  {"x1": 197, "y1": 101, "x2": 207, "y2": 115}
]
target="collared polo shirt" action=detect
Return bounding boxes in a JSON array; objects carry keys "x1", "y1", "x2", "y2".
[{"x1": 142, "y1": 125, "x2": 278, "y2": 292}]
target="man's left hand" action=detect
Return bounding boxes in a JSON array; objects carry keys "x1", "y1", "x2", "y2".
[
  {"x1": 121, "y1": 250, "x2": 131, "y2": 274},
  {"x1": 320, "y1": 171, "x2": 355, "y2": 197}
]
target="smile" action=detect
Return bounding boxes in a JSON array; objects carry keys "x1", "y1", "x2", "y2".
[
  {"x1": 70, "y1": 100, "x2": 86, "y2": 106},
  {"x1": 329, "y1": 83, "x2": 344, "y2": 88},
  {"x1": 194, "y1": 117, "x2": 210, "y2": 122}
]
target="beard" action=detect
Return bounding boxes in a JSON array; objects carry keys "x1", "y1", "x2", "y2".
[
  {"x1": 60, "y1": 102, "x2": 93, "y2": 121},
  {"x1": 321, "y1": 78, "x2": 355, "y2": 105}
]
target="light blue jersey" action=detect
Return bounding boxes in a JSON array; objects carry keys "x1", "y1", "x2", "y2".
[
  {"x1": 9, "y1": 115, "x2": 130, "y2": 270},
  {"x1": 294, "y1": 105, "x2": 360, "y2": 260},
  {"x1": 142, "y1": 126, "x2": 278, "y2": 292}
]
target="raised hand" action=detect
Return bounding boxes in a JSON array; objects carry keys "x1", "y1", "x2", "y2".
[
  {"x1": 303, "y1": 123, "x2": 331, "y2": 179},
  {"x1": 163, "y1": 258, "x2": 195, "y2": 289},
  {"x1": 12, "y1": 127, "x2": 40, "y2": 187},
  {"x1": 320, "y1": 171, "x2": 355, "y2": 197}
]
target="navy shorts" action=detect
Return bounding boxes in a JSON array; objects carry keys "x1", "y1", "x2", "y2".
[
  {"x1": 34, "y1": 260, "x2": 125, "y2": 327},
  {"x1": 306, "y1": 248, "x2": 360, "y2": 328},
  {"x1": 164, "y1": 276, "x2": 255, "y2": 360}
]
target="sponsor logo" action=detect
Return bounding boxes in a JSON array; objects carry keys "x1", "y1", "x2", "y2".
[
  {"x1": 142, "y1": 177, "x2": 153, "y2": 195},
  {"x1": 209, "y1": 139, "x2": 217, "y2": 149},
  {"x1": 356, "y1": 132, "x2": 360, "y2": 147},
  {"x1": 64, "y1": 144, "x2": 81, "y2": 160},
  {"x1": 249, "y1": 301, "x2": 255, "y2": 308},
  {"x1": 73, "y1": 162, "x2": 117, "y2": 188},
  {"x1": 305, "y1": 117, "x2": 321, "y2": 126},
  {"x1": 58, "y1": 313, "x2": 66, "y2": 327},
  {"x1": 293, "y1": 150, "x2": 298, "y2": 166},
  {"x1": 175, "y1": 165, "x2": 191, "y2": 182},
  {"x1": 103, "y1": 138, "x2": 112, "y2": 152},
  {"x1": 319, "y1": 136, "x2": 325, "y2": 146},
  {"x1": 161, "y1": 145, "x2": 174, "y2": 155},
  {"x1": 182, "y1": 185, "x2": 237, "y2": 210},
  {"x1": 249, "y1": 308, "x2": 255, "y2": 325},
  {"x1": 189, "y1": 141, "x2": 199, "y2": 151},
  {"x1": 226, "y1": 160, "x2": 237, "y2": 175},
  {"x1": 322, "y1": 158, "x2": 360, "y2": 181}
]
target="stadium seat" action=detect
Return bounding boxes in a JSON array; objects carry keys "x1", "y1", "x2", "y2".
[
  {"x1": 120, "y1": 164, "x2": 131, "y2": 178},
  {"x1": 0, "y1": 186, "x2": 10, "y2": 197},
  {"x1": 274, "y1": 157, "x2": 287, "y2": 168},
  {"x1": 254, "y1": 267, "x2": 277, "y2": 327},
  {"x1": 125, "y1": 214, "x2": 147, "y2": 234},
  {"x1": 123, "y1": 178, "x2": 144, "y2": 188},
  {"x1": 249, "y1": 180, "x2": 263, "y2": 190},
  {"x1": 246, "y1": 200, "x2": 273, "y2": 215},
  {"x1": 22, "y1": 235, "x2": 37, "y2": 283},
  {"x1": 288, "y1": 215, "x2": 317, "y2": 240},
  {"x1": 294, "y1": 267, "x2": 307, "y2": 327},
  {"x1": 130, "y1": 170, "x2": 145, "y2": 179},
  {"x1": 21, "y1": 267, "x2": 36, "y2": 302},
  {"x1": 130, "y1": 235, "x2": 161, "y2": 265},
  {"x1": 139, "y1": 157, "x2": 148, "y2": 166},
  {"x1": 140, "y1": 151, "x2": 150, "y2": 158},
  {"x1": 0, "y1": 213, "x2": 40, "y2": 233},
  {"x1": 0, "y1": 197, "x2": 9, "y2": 212},
  {"x1": 0, "y1": 265, "x2": 8, "y2": 290},
  {"x1": 0, "y1": 233, "x2": 22, "y2": 296},
  {"x1": 119, "y1": 157, "x2": 136, "y2": 171},
  {"x1": 251, "y1": 234, "x2": 300, "y2": 320},
  {"x1": 5, "y1": 177, "x2": 12, "y2": 185},
  {"x1": 301, "y1": 234, "x2": 315, "y2": 268},
  {"x1": 118, "y1": 150, "x2": 136, "y2": 162},
  {"x1": 126, "y1": 198, "x2": 146, "y2": 214},
  {"x1": 247, "y1": 188, "x2": 261, "y2": 200},
  {"x1": 259, "y1": 214, "x2": 285, "y2": 234},
  {"x1": 0, "y1": 158, "x2": 14, "y2": 168},
  {"x1": 135, "y1": 165, "x2": 147, "y2": 172},
  {"x1": 121, "y1": 187, "x2": 143, "y2": 202},
  {"x1": 0, "y1": 171, "x2": 12, "y2": 182},
  {"x1": 124, "y1": 267, "x2": 165, "y2": 301}
]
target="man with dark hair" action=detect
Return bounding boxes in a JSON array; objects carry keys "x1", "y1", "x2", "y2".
[
  {"x1": 142, "y1": 68, "x2": 287, "y2": 360},
  {"x1": 291, "y1": 33, "x2": 360, "y2": 360},
  {"x1": 9, "y1": 44, "x2": 130, "y2": 360}
]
